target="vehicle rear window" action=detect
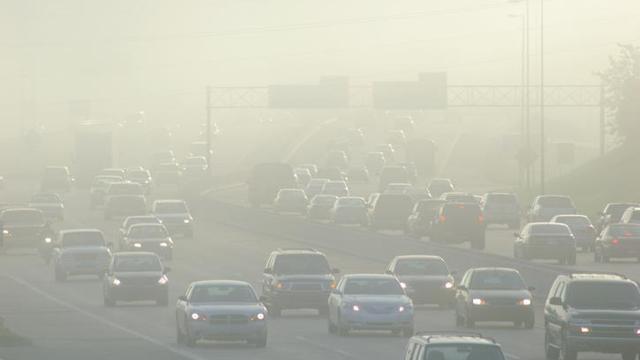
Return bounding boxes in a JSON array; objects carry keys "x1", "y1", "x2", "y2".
[
  {"x1": 190, "y1": 285, "x2": 257, "y2": 303},
  {"x1": 470, "y1": 271, "x2": 525, "y2": 290},
  {"x1": 566, "y1": 282, "x2": 640, "y2": 309},
  {"x1": 538, "y1": 196, "x2": 573, "y2": 207},
  {"x1": 337, "y1": 198, "x2": 365, "y2": 207},
  {"x1": 343, "y1": 278, "x2": 403, "y2": 295},
  {"x1": 114, "y1": 255, "x2": 162, "y2": 272},
  {"x1": 415, "y1": 201, "x2": 445, "y2": 213},
  {"x1": 273, "y1": 254, "x2": 330, "y2": 275},
  {"x1": 424, "y1": 345, "x2": 505, "y2": 360},
  {"x1": 1, "y1": 210, "x2": 44, "y2": 225},
  {"x1": 109, "y1": 183, "x2": 143, "y2": 195},
  {"x1": 154, "y1": 202, "x2": 187, "y2": 213},
  {"x1": 311, "y1": 195, "x2": 337, "y2": 206},
  {"x1": 610, "y1": 225, "x2": 640, "y2": 237},
  {"x1": 375, "y1": 195, "x2": 413, "y2": 213},
  {"x1": 444, "y1": 194, "x2": 476, "y2": 203},
  {"x1": 554, "y1": 216, "x2": 591, "y2": 227},
  {"x1": 395, "y1": 259, "x2": 448, "y2": 276},
  {"x1": 529, "y1": 224, "x2": 571, "y2": 235},
  {"x1": 630, "y1": 211, "x2": 640, "y2": 222},
  {"x1": 62, "y1": 232, "x2": 105, "y2": 247},
  {"x1": 128, "y1": 225, "x2": 167, "y2": 238}
]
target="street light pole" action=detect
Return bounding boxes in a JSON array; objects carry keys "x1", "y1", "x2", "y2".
[
  {"x1": 205, "y1": 86, "x2": 212, "y2": 175},
  {"x1": 525, "y1": 0, "x2": 531, "y2": 190},
  {"x1": 539, "y1": 0, "x2": 545, "y2": 194}
]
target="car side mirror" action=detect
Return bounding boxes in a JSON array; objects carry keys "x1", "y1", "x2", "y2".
[
  {"x1": 263, "y1": 268, "x2": 272, "y2": 274},
  {"x1": 332, "y1": 268, "x2": 341, "y2": 274},
  {"x1": 178, "y1": 295, "x2": 188, "y2": 302},
  {"x1": 549, "y1": 297, "x2": 562, "y2": 306}
]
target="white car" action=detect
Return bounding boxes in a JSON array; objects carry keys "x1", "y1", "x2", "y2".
[
  {"x1": 151, "y1": 200, "x2": 193, "y2": 237},
  {"x1": 52, "y1": 229, "x2": 112, "y2": 281}
]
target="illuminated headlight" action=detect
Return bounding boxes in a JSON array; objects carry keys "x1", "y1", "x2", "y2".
[
  {"x1": 112, "y1": 278, "x2": 121, "y2": 286},
  {"x1": 472, "y1": 298, "x2": 486, "y2": 305},
  {"x1": 191, "y1": 312, "x2": 204, "y2": 320},
  {"x1": 519, "y1": 298, "x2": 532, "y2": 306},
  {"x1": 3, "y1": 229, "x2": 8, "y2": 235},
  {"x1": 44, "y1": 237, "x2": 52, "y2": 244},
  {"x1": 159, "y1": 242, "x2": 168, "y2": 247},
  {"x1": 157, "y1": 275, "x2": 168, "y2": 285},
  {"x1": 133, "y1": 243, "x2": 142, "y2": 248},
  {"x1": 329, "y1": 280, "x2": 336, "y2": 289},
  {"x1": 251, "y1": 313, "x2": 266, "y2": 321},
  {"x1": 351, "y1": 305, "x2": 360, "y2": 312},
  {"x1": 635, "y1": 329, "x2": 640, "y2": 336},
  {"x1": 579, "y1": 327, "x2": 590, "y2": 334},
  {"x1": 275, "y1": 282, "x2": 285, "y2": 289},
  {"x1": 399, "y1": 305, "x2": 412, "y2": 312},
  {"x1": 183, "y1": 219, "x2": 191, "y2": 224},
  {"x1": 444, "y1": 281, "x2": 454, "y2": 289},
  {"x1": 400, "y1": 282, "x2": 407, "y2": 289}
]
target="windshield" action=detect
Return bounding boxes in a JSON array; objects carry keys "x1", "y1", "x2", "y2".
[
  {"x1": 538, "y1": 196, "x2": 573, "y2": 208},
  {"x1": 337, "y1": 198, "x2": 365, "y2": 207},
  {"x1": 31, "y1": 194, "x2": 60, "y2": 203},
  {"x1": 424, "y1": 345, "x2": 505, "y2": 360},
  {"x1": 566, "y1": 282, "x2": 640, "y2": 309},
  {"x1": 311, "y1": 196, "x2": 337, "y2": 205},
  {"x1": 343, "y1": 278, "x2": 404, "y2": 295},
  {"x1": 530, "y1": 224, "x2": 571, "y2": 235},
  {"x1": 470, "y1": 271, "x2": 525, "y2": 290},
  {"x1": 154, "y1": 202, "x2": 187, "y2": 213},
  {"x1": 110, "y1": 196, "x2": 145, "y2": 208},
  {"x1": 62, "y1": 232, "x2": 105, "y2": 247},
  {"x1": 1, "y1": 210, "x2": 44, "y2": 225},
  {"x1": 114, "y1": 256, "x2": 162, "y2": 272},
  {"x1": 108, "y1": 184, "x2": 143, "y2": 195},
  {"x1": 128, "y1": 225, "x2": 168, "y2": 238},
  {"x1": 273, "y1": 254, "x2": 330, "y2": 275},
  {"x1": 190, "y1": 284, "x2": 257, "y2": 303},
  {"x1": 610, "y1": 225, "x2": 640, "y2": 237},
  {"x1": 395, "y1": 259, "x2": 448, "y2": 276},
  {"x1": 375, "y1": 195, "x2": 413, "y2": 213}
]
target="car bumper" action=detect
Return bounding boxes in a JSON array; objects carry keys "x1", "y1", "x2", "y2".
[
  {"x1": 372, "y1": 218, "x2": 407, "y2": 230},
  {"x1": 524, "y1": 244, "x2": 574, "y2": 259},
  {"x1": 340, "y1": 311, "x2": 413, "y2": 330},
  {"x1": 107, "y1": 285, "x2": 167, "y2": 301},
  {"x1": 269, "y1": 291, "x2": 330, "y2": 309},
  {"x1": 568, "y1": 335, "x2": 640, "y2": 353},
  {"x1": 468, "y1": 305, "x2": 533, "y2": 321},
  {"x1": 57, "y1": 262, "x2": 109, "y2": 275},
  {"x1": 188, "y1": 321, "x2": 267, "y2": 341}
]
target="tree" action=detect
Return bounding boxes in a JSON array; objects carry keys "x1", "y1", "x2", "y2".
[{"x1": 598, "y1": 44, "x2": 640, "y2": 148}]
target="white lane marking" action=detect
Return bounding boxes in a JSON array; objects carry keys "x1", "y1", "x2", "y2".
[
  {"x1": 503, "y1": 352, "x2": 521, "y2": 360},
  {"x1": 295, "y1": 335, "x2": 357, "y2": 359},
  {"x1": 5, "y1": 275, "x2": 206, "y2": 360}
]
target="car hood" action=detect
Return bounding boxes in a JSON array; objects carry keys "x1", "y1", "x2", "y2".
[
  {"x1": 113, "y1": 271, "x2": 163, "y2": 278},
  {"x1": 126, "y1": 237, "x2": 171, "y2": 243},
  {"x1": 469, "y1": 289, "x2": 531, "y2": 300},
  {"x1": 342, "y1": 294, "x2": 411, "y2": 304},
  {"x1": 188, "y1": 303, "x2": 265, "y2": 315},
  {"x1": 275, "y1": 274, "x2": 335, "y2": 282},
  {"x1": 4, "y1": 223, "x2": 45, "y2": 229},
  {"x1": 397, "y1": 275, "x2": 451, "y2": 283},
  {"x1": 60, "y1": 246, "x2": 110, "y2": 255}
]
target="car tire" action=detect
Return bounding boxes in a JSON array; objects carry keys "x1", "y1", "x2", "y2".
[
  {"x1": 337, "y1": 313, "x2": 349, "y2": 336},
  {"x1": 455, "y1": 310, "x2": 464, "y2": 327},
  {"x1": 545, "y1": 330, "x2": 560, "y2": 360},
  {"x1": 176, "y1": 325, "x2": 184, "y2": 345},
  {"x1": 567, "y1": 253, "x2": 577, "y2": 265},
  {"x1": 184, "y1": 328, "x2": 196, "y2": 347},
  {"x1": 602, "y1": 254, "x2": 610, "y2": 263},
  {"x1": 328, "y1": 317, "x2": 337, "y2": 334},
  {"x1": 594, "y1": 250, "x2": 601, "y2": 263}
]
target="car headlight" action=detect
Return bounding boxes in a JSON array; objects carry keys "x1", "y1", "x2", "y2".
[
  {"x1": 157, "y1": 275, "x2": 168, "y2": 285},
  {"x1": 191, "y1": 312, "x2": 207, "y2": 321},
  {"x1": 133, "y1": 243, "x2": 142, "y2": 248},
  {"x1": 329, "y1": 280, "x2": 336, "y2": 289},
  {"x1": 159, "y1": 242, "x2": 168, "y2": 247},
  {"x1": 351, "y1": 304, "x2": 360, "y2": 312},
  {"x1": 183, "y1": 219, "x2": 191, "y2": 224},
  {"x1": 518, "y1": 298, "x2": 532, "y2": 306},
  {"x1": 444, "y1": 281, "x2": 454, "y2": 289},
  {"x1": 275, "y1": 282, "x2": 285, "y2": 289},
  {"x1": 472, "y1": 298, "x2": 486, "y2": 305},
  {"x1": 44, "y1": 237, "x2": 52, "y2": 244},
  {"x1": 251, "y1": 313, "x2": 266, "y2": 321},
  {"x1": 3, "y1": 229, "x2": 9, "y2": 235},
  {"x1": 579, "y1": 326, "x2": 590, "y2": 334},
  {"x1": 112, "y1": 278, "x2": 121, "y2": 286},
  {"x1": 400, "y1": 282, "x2": 407, "y2": 289}
]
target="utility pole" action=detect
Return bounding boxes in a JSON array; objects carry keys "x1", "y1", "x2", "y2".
[
  {"x1": 539, "y1": 0, "x2": 545, "y2": 194},
  {"x1": 205, "y1": 86, "x2": 212, "y2": 175},
  {"x1": 525, "y1": 0, "x2": 531, "y2": 191}
]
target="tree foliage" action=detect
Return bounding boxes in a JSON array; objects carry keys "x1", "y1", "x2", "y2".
[{"x1": 598, "y1": 44, "x2": 640, "y2": 147}]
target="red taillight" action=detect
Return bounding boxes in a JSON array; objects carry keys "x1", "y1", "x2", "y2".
[
  {"x1": 439, "y1": 215, "x2": 446, "y2": 223},
  {"x1": 611, "y1": 238, "x2": 620, "y2": 245}
]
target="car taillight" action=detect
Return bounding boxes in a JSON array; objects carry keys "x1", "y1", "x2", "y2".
[
  {"x1": 439, "y1": 215, "x2": 446, "y2": 223},
  {"x1": 611, "y1": 238, "x2": 620, "y2": 245}
]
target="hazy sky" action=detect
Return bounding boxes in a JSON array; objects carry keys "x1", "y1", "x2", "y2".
[{"x1": 1, "y1": 0, "x2": 639, "y2": 131}]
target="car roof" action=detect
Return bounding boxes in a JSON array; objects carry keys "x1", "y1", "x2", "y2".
[
  {"x1": 59, "y1": 229, "x2": 102, "y2": 235},
  {"x1": 190, "y1": 280, "x2": 252, "y2": 287},
  {"x1": 527, "y1": 221, "x2": 569, "y2": 227},
  {"x1": 129, "y1": 223, "x2": 165, "y2": 229},
  {"x1": 394, "y1": 255, "x2": 445, "y2": 261},
  {"x1": 536, "y1": 194, "x2": 570, "y2": 199},
  {"x1": 153, "y1": 199, "x2": 186, "y2": 204},
  {"x1": 413, "y1": 333, "x2": 498, "y2": 346},
  {"x1": 469, "y1": 267, "x2": 519, "y2": 273},
  {"x1": 562, "y1": 272, "x2": 629, "y2": 282},
  {"x1": 343, "y1": 274, "x2": 396, "y2": 280},
  {"x1": 114, "y1": 251, "x2": 160, "y2": 258},
  {"x1": 2, "y1": 207, "x2": 42, "y2": 213},
  {"x1": 273, "y1": 248, "x2": 323, "y2": 255}
]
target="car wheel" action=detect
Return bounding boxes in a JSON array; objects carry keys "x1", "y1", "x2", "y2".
[
  {"x1": 567, "y1": 253, "x2": 577, "y2": 265},
  {"x1": 184, "y1": 328, "x2": 197, "y2": 347},
  {"x1": 328, "y1": 317, "x2": 337, "y2": 334},
  {"x1": 561, "y1": 331, "x2": 577, "y2": 360},
  {"x1": 558, "y1": 257, "x2": 566, "y2": 265},
  {"x1": 622, "y1": 351, "x2": 636, "y2": 360},
  {"x1": 602, "y1": 254, "x2": 610, "y2": 263},
  {"x1": 176, "y1": 326, "x2": 184, "y2": 345},
  {"x1": 545, "y1": 330, "x2": 559, "y2": 360},
  {"x1": 337, "y1": 313, "x2": 349, "y2": 336},
  {"x1": 594, "y1": 250, "x2": 600, "y2": 263}
]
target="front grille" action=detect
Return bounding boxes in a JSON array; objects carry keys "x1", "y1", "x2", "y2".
[
  {"x1": 486, "y1": 298, "x2": 518, "y2": 306},
  {"x1": 591, "y1": 319, "x2": 636, "y2": 326},
  {"x1": 362, "y1": 304, "x2": 395, "y2": 314},
  {"x1": 209, "y1": 314, "x2": 249, "y2": 325},
  {"x1": 290, "y1": 283, "x2": 323, "y2": 291},
  {"x1": 119, "y1": 277, "x2": 159, "y2": 286},
  {"x1": 589, "y1": 327, "x2": 636, "y2": 338}
]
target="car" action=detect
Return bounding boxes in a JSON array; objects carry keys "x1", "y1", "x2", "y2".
[
  {"x1": 273, "y1": 188, "x2": 308, "y2": 214},
  {"x1": 346, "y1": 167, "x2": 369, "y2": 183},
  {"x1": 125, "y1": 168, "x2": 152, "y2": 193},
  {"x1": 297, "y1": 163, "x2": 318, "y2": 177},
  {"x1": 304, "y1": 178, "x2": 329, "y2": 199},
  {"x1": 306, "y1": 195, "x2": 338, "y2": 220},
  {"x1": 346, "y1": 128, "x2": 365, "y2": 147},
  {"x1": 52, "y1": 229, "x2": 112, "y2": 281},
  {"x1": 385, "y1": 255, "x2": 455, "y2": 307},
  {"x1": 327, "y1": 274, "x2": 414, "y2": 337},
  {"x1": 90, "y1": 175, "x2": 124, "y2": 208},
  {"x1": 544, "y1": 272, "x2": 640, "y2": 360},
  {"x1": 399, "y1": 163, "x2": 418, "y2": 184},
  {"x1": 122, "y1": 223, "x2": 174, "y2": 260},
  {"x1": 176, "y1": 280, "x2": 268, "y2": 347},
  {"x1": 551, "y1": 214, "x2": 596, "y2": 251},
  {"x1": 293, "y1": 167, "x2": 312, "y2": 188},
  {"x1": 375, "y1": 143, "x2": 396, "y2": 161},
  {"x1": 104, "y1": 181, "x2": 145, "y2": 205},
  {"x1": 514, "y1": 222, "x2": 576, "y2": 264},
  {"x1": 28, "y1": 193, "x2": 64, "y2": 221},
  {"x1": 247, "y1": 163, "x2": 296, "y2": 207},
  {"x1": 99, "y1": 168, "x2": 126, "y2": 179},
  {"x1": 480, "y1": 192, "x2": 520, "y2": 229},
  {"x1": 620, "y1": 207, "x2": 640, "y2": 224},
  {"x1": 365, "y1": 152, "x2": 386, "y2": 176},
  {"x1": 181, "y1": 156, "x2": 208, "y2": 178},
  {"x1": 316, "y1": 167, "x2": 347, "y2": 182},
  {"x1": 440, "y1": 192, "x2": 477, "y2": 203},
  {"x1": 405, "y1": 199, "x2": 447, "y2": 238},
  {"x1": 379, "y1": 166, "x2": 410, "y2": 192},
  {"x1": 428, "y1": 178, "x2": 455, "y2": 199},
  {"x1": 0, "y1": 208, "x2": 48, "y2": 249},
  {"x1": 330, "y1": 197, "x2": 368, "y2": 226},
  {"x1": 154, "y1": 162, "x2": 183, "y2": 186},
  {"x1": 326, "y1": 150, "x2": 349, "y2": 170},
  {"x1": 369, "y1": 194, "x2": 414, "y2": 231},
  {"x1": 404, "y1": 332, "x2": 507, "y2": 360},
  {"x1": 118, "y1": 215, "x2": 162, "y2": 248},
  {"x1": 455, "y1": 267, "x2": 534, "y2": 328},
  {"x1": 430, "y1": 202, "x2": 486, "y2": 250},
  {"x1": 41, "y1": 166, "x2": 73, "y2": 192},
  {"x1": 527, "y1": 195, "x2": 576, "y2": 222},
  {"x1": 104, "y1": 195, "x2": 147, "y2": 220},
  {"x1": 596, "y1": 202, "x2": 639, "y2": 232},
  {"x1": 261, "y1": 248, "x2": 339, "y2": 316},
  {"x1": 151, "y1": 200, "x2": 194, "y2": 238},
  {"x1": 321, "y1": 180, "x2": 349, "y2": 197},
  {"x1": 594, "y1": 223, "x2": 640, "y2": 262},
  {"x1": 103, "y1": 252, "x2": 169, "y2": 306}
]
